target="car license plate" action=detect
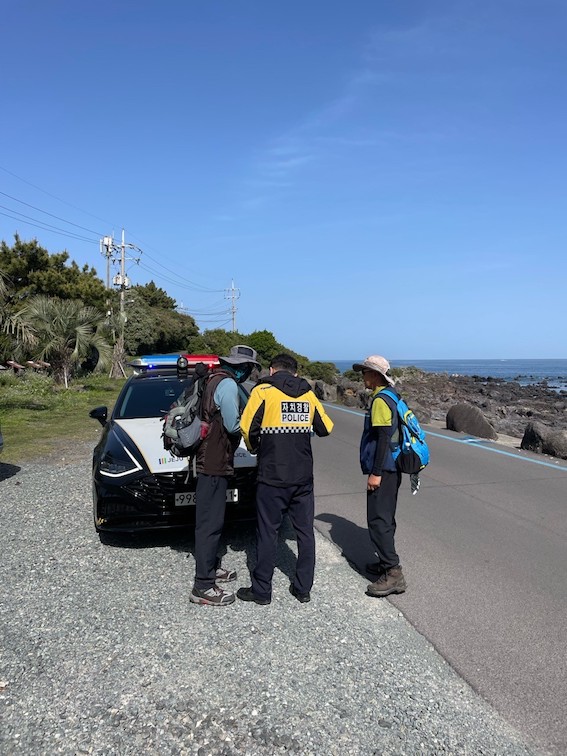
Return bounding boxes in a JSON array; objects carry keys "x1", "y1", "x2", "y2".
[{"x1": 174, "y1": 489, "x2": 239, "y2": 507}]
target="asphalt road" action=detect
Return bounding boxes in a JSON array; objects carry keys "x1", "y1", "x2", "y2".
[{"x1": 312, "y1": 403, "x2": 567, "y2": 756}]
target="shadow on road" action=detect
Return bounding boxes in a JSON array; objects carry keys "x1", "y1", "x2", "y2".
[
  {"x1": 315, "y1": 512, "x2": 376, "y2": 578},
  {"x1": 98, "y1": 517, "x2": 302, "y2": 584},
  {"x1": 0, "y1": 461, "x2": 22, "y2": 482}
]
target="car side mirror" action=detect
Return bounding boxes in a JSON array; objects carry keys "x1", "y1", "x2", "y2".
[{"x1": 89, "y1": 406, "x2": 108, "y2": 427}]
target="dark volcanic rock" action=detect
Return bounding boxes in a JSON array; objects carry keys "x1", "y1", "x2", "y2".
[
  {"x1": 313, "y1": 380, "x2": 337, "y2": 402},
  {"x1": 446, "y1": 403, "x2": 498, "y2": 440},
  {"x1": 521, "y1": 422, "x2": 567, "y2": 459}
]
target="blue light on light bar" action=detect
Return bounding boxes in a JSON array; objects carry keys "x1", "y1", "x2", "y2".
[
  {"x1": 129, "y1": 354, "x2": 181, "y2": 369},
  {"x1": 129, "y1": 354, "x2": 221, "y2": 370}
]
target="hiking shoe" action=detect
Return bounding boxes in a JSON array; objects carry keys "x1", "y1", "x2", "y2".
[
  {"x1": 366, "y1": 566, "x2": 407, "y2": 597},
  {"x1": 190, "y1": 585, "x2": 235, "y2": 606},
  {"x1": 215, "y1": 566, "x2": 237, "y2": 583},
  {"x1": 289, "y1": 584, "x2": 311, "y2": 603},
  {"x1": 365, "y1": 562, "x2": 385, "y2": 576},
  {"x1": 236, "y1": 587, "x2": 271, "y2": 605}
]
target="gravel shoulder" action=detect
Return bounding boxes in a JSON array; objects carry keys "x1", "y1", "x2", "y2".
[{"x1": 0, "y1": 447, "x2": 541, "y2": 755}]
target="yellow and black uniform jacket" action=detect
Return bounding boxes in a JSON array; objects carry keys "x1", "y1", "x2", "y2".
[{"x1": 240, "y1": 371, "x2": 334, "y2": 487}]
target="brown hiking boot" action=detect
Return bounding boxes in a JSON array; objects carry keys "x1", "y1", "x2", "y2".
[{"x1": 366, "y1": 565, "x2": 407, "y2": 597}]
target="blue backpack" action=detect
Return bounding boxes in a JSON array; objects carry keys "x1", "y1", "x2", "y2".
[{"x1": 378, "y1": 388, "x2": 430, "y2": 474}]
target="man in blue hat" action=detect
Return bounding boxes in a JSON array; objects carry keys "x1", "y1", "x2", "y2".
[{"x1": 190, "y1": 345, "x2": 261, "y2": 606}]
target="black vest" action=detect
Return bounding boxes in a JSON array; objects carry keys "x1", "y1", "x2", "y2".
[{"x1": 196, "y1": 370, "x2": 241, "y2": 476}]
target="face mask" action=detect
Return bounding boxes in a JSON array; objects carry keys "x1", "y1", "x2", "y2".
[
  {"x1": 223, "y1": 364, "x2": 251, "y2": 383},
  {"x1": 233, "y1": 365, "x2": 252, "y2": 383}
]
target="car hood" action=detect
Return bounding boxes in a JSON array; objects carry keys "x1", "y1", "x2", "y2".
[{"x1": 114, "y1": 418, "x2": 256, "y2": 473}]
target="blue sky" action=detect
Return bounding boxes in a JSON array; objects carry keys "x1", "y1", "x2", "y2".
[{"x1": 1, "y1": 0, "x2": 566, "y2": 360}]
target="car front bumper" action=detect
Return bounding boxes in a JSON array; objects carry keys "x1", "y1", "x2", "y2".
[{"x1": 93, "y1": 469, "x2": 257, "y2": 532}]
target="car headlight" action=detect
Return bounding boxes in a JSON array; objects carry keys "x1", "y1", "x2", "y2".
[{"x1": 99, "y1": 445, "x2": 142, "y2": 478}]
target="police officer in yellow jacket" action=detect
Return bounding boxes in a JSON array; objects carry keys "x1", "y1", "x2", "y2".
[{"x1": 237, "y1": 353, "x2": 334, "y2": 605}]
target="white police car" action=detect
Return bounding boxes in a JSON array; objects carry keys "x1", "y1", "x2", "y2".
[{"x1": 89, "y1": 354, "x2": 257, "y2": 533}]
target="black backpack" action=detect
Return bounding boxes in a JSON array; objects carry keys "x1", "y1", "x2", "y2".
[{"x1": 162, "y1": 362, "x2": 209, "y2": 457}]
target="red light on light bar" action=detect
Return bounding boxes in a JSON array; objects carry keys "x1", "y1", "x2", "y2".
[{"x1": 180, "y1": 354, "x2": 220, "y2": 367}]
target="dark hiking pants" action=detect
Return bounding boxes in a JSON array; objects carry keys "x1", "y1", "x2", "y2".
[
  {"x1": 252, "y1": 482, "x2": 315, "y2": 601},
  {"x1": 194, "y1": 474, "x2": 227, "y2": 590},
  {"x1": 366, "y1": 469, "x2": 402, "y2": 570}
]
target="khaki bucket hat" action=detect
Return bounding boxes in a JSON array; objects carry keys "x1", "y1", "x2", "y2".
[{"x1": 352, "y1": 355, "x2": 395, "y2": 386}]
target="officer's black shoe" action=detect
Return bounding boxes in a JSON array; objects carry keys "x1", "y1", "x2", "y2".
[
  {"x1": 236, "y1": 587, "x2": 271, "y2": 605},
  {"x1": 289, "y1": 584, "x2": 311, "y2": 603}
]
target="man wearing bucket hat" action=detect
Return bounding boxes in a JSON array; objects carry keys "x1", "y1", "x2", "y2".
[
  {"x1": 190, "y1": 345, "x2": 261, "y2": 607},
  {"x1": 352, "y1": 355, "x2": 407, "y2": 597}
]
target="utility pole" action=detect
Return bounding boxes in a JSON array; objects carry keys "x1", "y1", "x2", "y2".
[
  {"x1": 101, "y1": 229, "x2": 141, "y2": 378},
  {"x1": 119, "y1": 229, "x2": 126, "y2": 322},
  {"x1": 225, "y1": 280, "x2": 240, "y2": 332}
]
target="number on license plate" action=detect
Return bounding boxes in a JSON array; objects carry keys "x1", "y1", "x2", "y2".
[{"x1": 174, "y1": 489, "x2": 239, "y2": 507}]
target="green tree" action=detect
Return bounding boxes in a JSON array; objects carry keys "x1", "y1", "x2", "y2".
[
  {"x1": 123, "y1": 290, "x2": 198, "y2": 355},
  {"x1": 153, "y1": 309, "x2": 199, "y2": 353},
  {"x1": 0, "y1": 267, "x2": 36, "y2": 360},
  {"x1": 303, "y1": 361, "x2": 338, "y2": 383},
  {"x1": 243, "y1": 330, "x2": 310, "y2": 369},
  {"x1": 342, "y1": 369, "x2": 362, "y2": 382},
  {"x1": 184, "y1": 333, "x2": 214, "y2": 354},
  {"x1": 184, "y1": 327, "x2": 311, "y2": 370},
  {"x1": 197, "y1": 328, "x2": 246, "y2": 358},
  {"x1": 0, "y1": 268, "x2": 11, "y2": 358},
  {"x1": 245, "y1": 330, "x2": 280, "y2": 365},
  {"x1": 12, "y1": 296, "x2": 112, "y2": 387},
  {"x1": 133, "y1": 281, "x2": 177, "y2": 310},
  {"x1": 0, "y1": 235, "x2": 107, "y2": 309}
]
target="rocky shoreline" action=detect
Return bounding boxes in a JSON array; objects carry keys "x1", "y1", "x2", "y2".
[{"x1": 312, "y1": 369, "x2": 567, "y2": 460}]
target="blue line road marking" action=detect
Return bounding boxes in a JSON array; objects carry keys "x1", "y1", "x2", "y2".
[{"x1": 323, "y1": 402, "x2": 567, "y2": 473}]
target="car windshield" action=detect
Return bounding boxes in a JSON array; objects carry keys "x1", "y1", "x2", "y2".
[{"x1": 114, "y1": 375, "x2": 250, "y2": 419}]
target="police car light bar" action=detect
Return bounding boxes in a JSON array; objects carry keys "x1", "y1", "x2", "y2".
[
  {"x1": 129, "y1": 354, "x2": 220, "y2": 370},
  {"x1": 182, "y1": 354, "x2": 220, "y2": 368}
]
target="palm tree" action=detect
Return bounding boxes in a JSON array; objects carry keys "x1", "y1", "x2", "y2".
[
  {"x1": 12, "y1": 295, "x2": 113, "y2": 387},
  {"x1": 1, "y1": 268, "x2": 36, "y2": 358}
]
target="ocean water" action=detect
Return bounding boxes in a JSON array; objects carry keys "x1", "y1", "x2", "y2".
[{"x1": 329, "y1": 359, "x2": 567, "y2": 390}]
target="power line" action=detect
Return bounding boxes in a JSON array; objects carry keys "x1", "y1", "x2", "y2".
[
  {"x1": 178, "y1": 298, "x2": 227, "y2": 312},
  {"x1": 178, "y1": 307, "x2": 232, "y2": 318},
  {"x1": 140, "y1": 250, "x2": 223, "y2": 293},
  {"x1": 0, "y1": 163, "x2": 229, "y2": 298},
  {"x1": 182, "y1": 309, "x2": 231, "y2": 316},
  {"x1": 0, "y1": 190, "x2": 103, "y2": 236},
  {"x1": 0, "y1": 209, "x2": 100, "y2": 244},
  {"x1": 197, "y1": 318, "x2": 233, "y2": 328},
  {"x1": 0, "y1": 163, "x2": 113, "y2": 226},
  {"x1": 137, "y1": 260, "x2": 223, "y2": 294}
]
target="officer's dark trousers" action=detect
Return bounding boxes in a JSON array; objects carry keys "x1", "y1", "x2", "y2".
[
  {"x1": 252, "y1": 482, "x2": 315, "y2": 601},
  {"x1": 367, "y1": 469, "x2": 403, "y2": 570},
  {"x1": 194, "y1": 474, "x2": 227, "y2": 590}
]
